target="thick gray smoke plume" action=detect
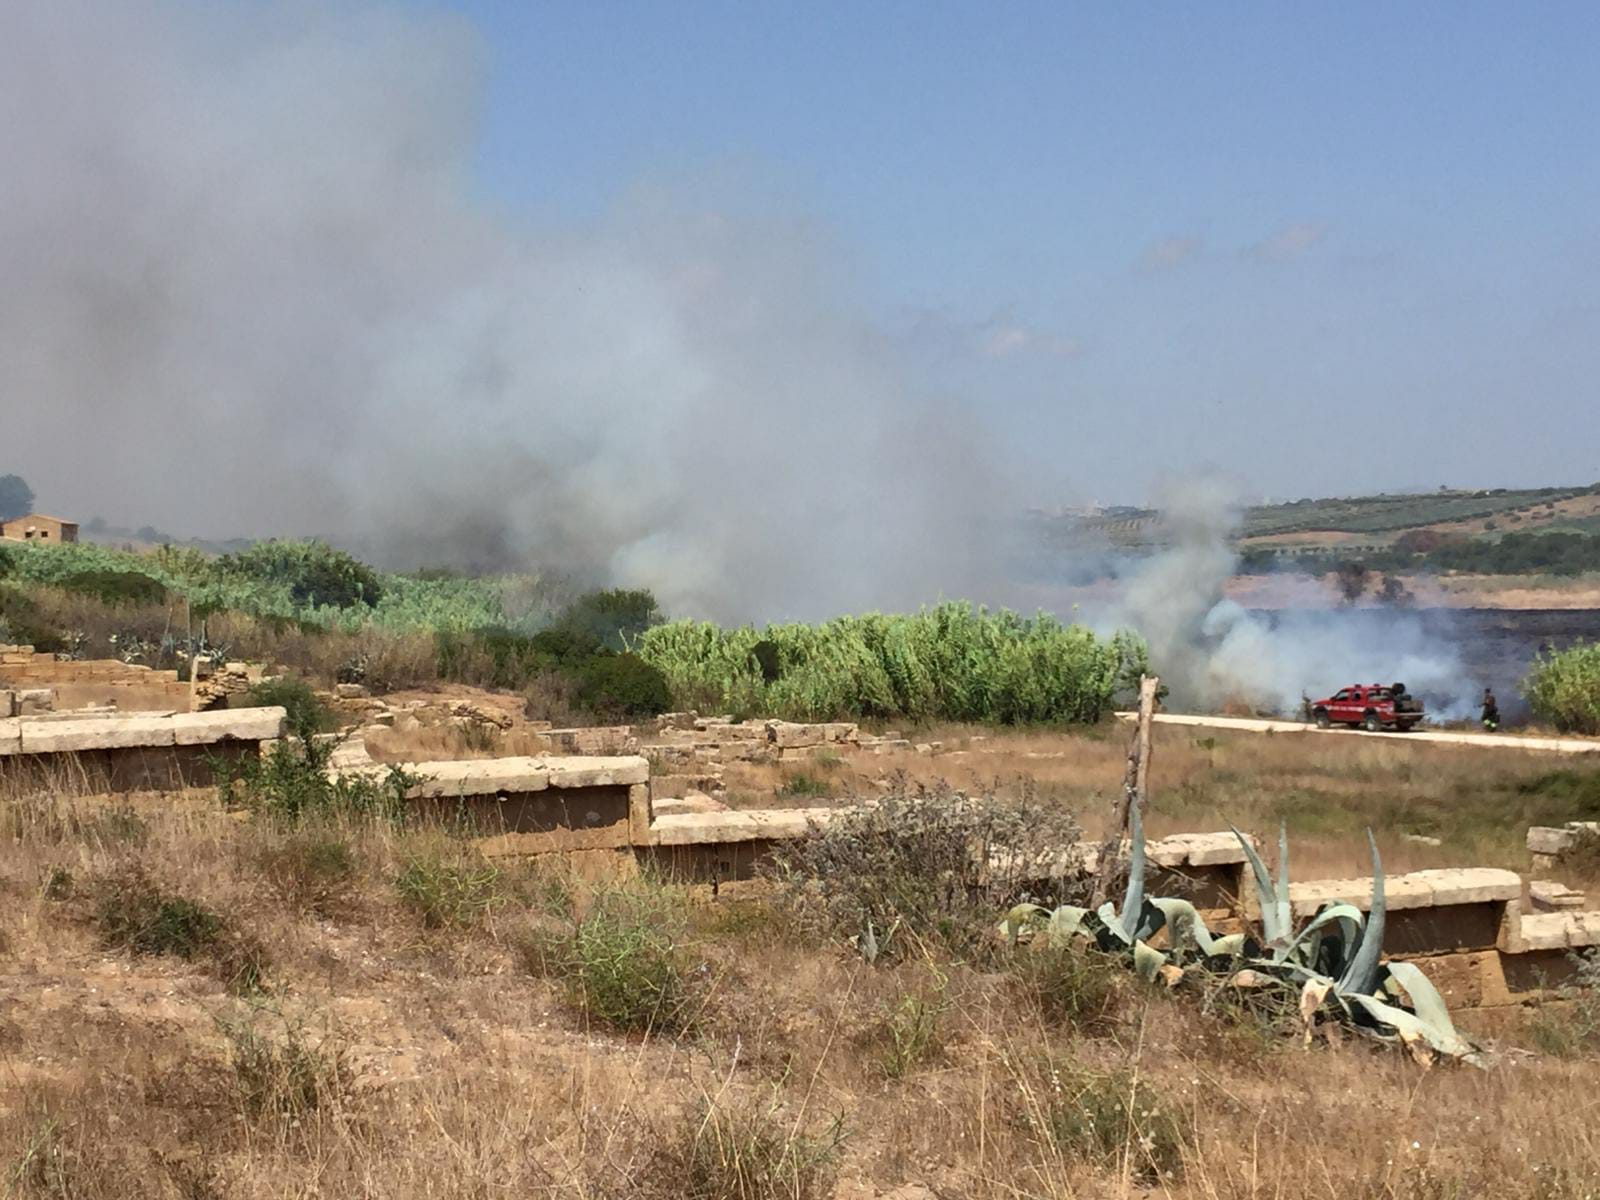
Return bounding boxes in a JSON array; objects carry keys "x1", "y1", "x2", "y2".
[
  {"x1": 1112, "y1": 478, "x2": 1474, "y2": 717},
  {"x1": 1, "y1": 1, "x2": 1010, "y2": 622}
]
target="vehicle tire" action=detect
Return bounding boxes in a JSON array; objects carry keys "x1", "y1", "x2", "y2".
[
  {"x1": 1363, "y1": 711, "x2": 1383, "y2": 733},
  {"x1": 1314, "y1": 708, "x2": 1331, "y2": 729}
]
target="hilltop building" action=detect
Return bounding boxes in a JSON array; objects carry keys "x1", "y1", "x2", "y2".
[{"x1": 0, "y1": 513, "x2": 79, "y2": 544}]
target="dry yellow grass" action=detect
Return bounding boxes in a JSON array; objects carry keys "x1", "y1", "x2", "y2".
[{"x1": 3, "y1": 749, "x2": 1599, "y2": 1198}]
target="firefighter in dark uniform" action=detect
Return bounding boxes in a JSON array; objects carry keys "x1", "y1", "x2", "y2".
[{"x1": 1480, "y1": 687, "x2": 1500, "y2": 732}]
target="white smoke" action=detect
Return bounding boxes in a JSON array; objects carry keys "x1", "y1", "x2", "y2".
[
  {"x1": 1110, "y1": 477, "x2": 1474, "y2": 717},
  {"x1": 0, "y1": 0, "x2": 1013, "y2": 623}
]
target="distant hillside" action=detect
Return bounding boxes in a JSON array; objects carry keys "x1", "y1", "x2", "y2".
[{"x1": 1239, "y1": 486, "x2": 1598, "y2": 538}]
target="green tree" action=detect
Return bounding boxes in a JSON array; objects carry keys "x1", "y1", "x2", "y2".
[{"x1": 0, "y1": 474, "x2": 35, "y2": 520}]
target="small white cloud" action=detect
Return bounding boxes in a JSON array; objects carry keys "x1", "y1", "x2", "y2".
[
  {"x1": 1139, "y1": 234, "x2": 1203, "y2": 271},
  {"x1": 1247, "y1": 222, "x2": 1329, "y2": 262},
  {"x1": 981, "y1": 325, "x2": 1081, "y2": 359}
]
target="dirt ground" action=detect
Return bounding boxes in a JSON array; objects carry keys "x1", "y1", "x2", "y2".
[{"x1": 3, "y1": 725, "x2": 1599, "y2": 1198}]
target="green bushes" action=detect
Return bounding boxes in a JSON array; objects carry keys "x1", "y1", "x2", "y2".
[
  {"x1": 53, "y1": 569, "x2": 167, "y2": 606},
  {"x1": 394, "y1": 849, "x2": 502, "y2": 928},
  {"x1": 92, "y1": 864, "x2": 268, "y2": 993},
  {"x1": 219, "y1": 540, "x2": 384, "y2": 609},
  {"x1": 637, "y1": 604, "x2": 1145, "y2": 724},
  {"x1": 553, "y1": 586, "x2": 662, "y2": 650},
  {"x1": 247, "y1": 677, "x2": 334, "y2": 735},
  {"x1": 766, "y1": 783, "x2": 1089, "y2": 963},
  {"x1": 1525, "y1": 643, "x2": 1600, "y2": 735},
  {"x1": 435, "y1": 624, "x2": 671, "y2": 719},
  {"x1": 215, "y1": 729, "x2": 420, "y2": 824},
  {"x1": 649, "y1": 1098, "x2": 843, "y2": 1200},
  {"x1": 525, "y1": 887, "x2": 698, "y2": 1034}
]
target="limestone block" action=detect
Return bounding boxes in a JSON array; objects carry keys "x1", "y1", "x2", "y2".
[
  {"x1": 1528, "y1": 826, "x2": 1578, "y2": 856},
  {"x1": 20, "y1": 715, "x2": 177, "y2": 753},
  {"x1": 766, "y1": 721, "x2": 824, "y2": 748},
  {"x1": 1515, "y1": 913, "x2": 1572, "y2": 952},
  {"x1": 0, "y1": 690, "x2": 14, "y2": 718},
  {"x1": 628, "y1": 781, "x2": 654, "y2": 844},
  {"x1": 1409, "y1": 868, "x2": 1520, "y2": 907},
  {"x1": 0, "y1": 718, "x2": 21, "y2": 756},
  {"x1": 403, "y1": 757, "x2": 550, "y2": 799},
  {"x1": 1569, "y1": 911, "x2": 1600, "y2": 948},
  {"x1": 170, "y1": 707, "x2": 288, "y2": 745},
  {"x1": 335, "y1": 683, "x2": 370, "y2": 699},
  {"x1": 543, "y1": 755, "x2": 650, "y2": 789},
  {"x1": 17, "y1": 688, "x2": 54, "y2": 715},
  {"x1": 1529, "y1": 880, "x2": 1587, "y2": 912},
  {"x1": 1181, "y1": 832, "x2": 1252, "y2": 867},
  {"x1": 650, "y1": 806, "x2": 841, "y2": 846},
  {"x1": 820, "y1": 722, "x2": 859, "y2": 743}
]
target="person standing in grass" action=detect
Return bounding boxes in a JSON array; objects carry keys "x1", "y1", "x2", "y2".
[{"x1": 1480, "y1": 687, "x2": 1500, "y2": 731}]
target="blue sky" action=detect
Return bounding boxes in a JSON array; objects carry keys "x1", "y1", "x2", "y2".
[{"x1": 430, "y1": 2, "x2": 1599, "y2": 502}]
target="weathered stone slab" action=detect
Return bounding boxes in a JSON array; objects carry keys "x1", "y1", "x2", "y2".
[
  {"x1": 1528, "y1": 826, "x2": 1578, "y2": 856},
  {"x1": 407, "y1": 757, "x2": 549, "y2": 798},
  {"x1": 1529, "y1": 880, "x2": 1587, "y2": 912},
  {"x1": 170, "y1": 708, "x2": 287, "y2": 745},
  {"x1": 650, "y1": 807, "x2": 844, "y2": 846},
  {"x1": 1516, "y1": 913, "x2": 1573, "y2": 951},
  {"x1": 1408, "y1": 868, "x2": 1521, "y2": 907},
  {"x1": 19, "y1": 715, "x2": 177, "y2": 753},
  {"x1": 544, "y1": 755, "x2": 650, "y2": 789},
  {"x1": 0, "y1": 717, "x2": 21, "y2": 756}
]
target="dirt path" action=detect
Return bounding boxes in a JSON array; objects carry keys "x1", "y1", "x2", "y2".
[{"x1": 1117, "y1": 711, "x2": 1600, "y2": 754}]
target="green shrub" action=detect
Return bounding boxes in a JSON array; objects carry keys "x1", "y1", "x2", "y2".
[
  {"x1": 1036, "y1": 1066, "x2": 1189, "y2": 1184},
  {"x1": 876, "y1": 969, "x2": 948, "y2": 1079},
  {"x1": 1526, "y1": 643, "x2": 1600, "y2": 735},
  {"x1": 1011, "y1": 944, "x2": 1127, "y2": 1032},
  {"x1": 527, "y1": 888, "x2": 697, "y2": 1034},
  {"x1": 777, "y1": 771, "x2": 832, "y2": 799},
  {"x1": 92, "y1": 865, "x2": 267, "y2": 993},
  {"x1": 223, "y1": 1013, "x2": 350, "y2": 1119},
  {"x1": 215, "y1": 729, "x2": 420, "y2": 824},
  {"x1": 554, "y1": 587, "x2": 663, "y2": 651},
  {"x1": 395, "y1": 850, "x2": 501, "y2": 929},
  {"x1": 219, "y1": 539, "x2": 384, "y2": 609},
  {"x1": 649, "y1": 1097, "x2": 843, "y2": 1200},
  {"x1": 1526, "y1": 949, "x2": 1600, "y2": 1057},
  {"x1": 247, "y1": 676, "x2": 334, "y2": 737},
  {"x1": 54, "y1": 569, "x2": 167, "y2": 606},
  {"x1": 637, "y1": 604, "x2": 1146, "y2": 725},
  {"x1": 766, "y1": 782, "x2": 1089, "y2": 964},
  {"x1": 575, "y1": 652, "x2": 672, "y2": 719},
  {"x1": 257, "y1": 831, "x2": 357, "y2": 915}
]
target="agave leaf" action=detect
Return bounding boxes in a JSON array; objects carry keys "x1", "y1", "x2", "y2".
[
  {"x1": 1150, "y1": 897, "x2": 1218, "y2": 956},
  {"x1": 1131, "y1": 939, "x2": 1167, "y2": 984},
  {"x1": 1043, "y1": 905, "x2": 1091, "y2": 948},
  {"x1": 998, "y1": 902, "x2": 1048, "y2": 944},
  {"x1": 1208, "y1": 932, "x2": 1248, "y2": 958},
  {"x1": 1282, "y1": 902, "x2": 1365, "y2": 969},
  {"x1": 1382, "y1": 961, "x2": 1466, "y2": 1045},
  {"x1": 1229, "y1": 823, "x2": 1284, "y2": 947},
  {"x1": 1342, "y1": 992, "x2": 1484, "y2": 1066},
  {"x1": 1274, "y1": 822, "x2": 1292, "y2": 948},
  {"x1": 1337, "y1": 830, "x2": 1385, "y2": 997},
  {"x1": 1119, "y1": 801, "x2": 1147, "y2": 944},
  {"x1": 1095, "y1": 900, "x2": 1127, "y2": 944}
]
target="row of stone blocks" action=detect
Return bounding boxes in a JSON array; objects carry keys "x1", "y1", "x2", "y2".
[{"x1": 0, "y1": 707, "x2": 287, "y2": 755}]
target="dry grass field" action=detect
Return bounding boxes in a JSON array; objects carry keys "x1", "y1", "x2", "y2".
[{"x1": 3, "y1": 726, "x2": 1600, "y2": 1199}]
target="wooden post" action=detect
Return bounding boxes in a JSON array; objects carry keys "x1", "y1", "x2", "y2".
[{"x1": 1091, "y1": 674, "x2": 1159, "y2": 905}]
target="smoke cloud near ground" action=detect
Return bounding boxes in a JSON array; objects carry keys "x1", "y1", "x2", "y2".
[
  {"x1": 1107, "y1": 477, "x2": 1475, "y2": 718},
  {"x1": 1, "y1": 0, "x2": 1013, "y2": 623}
]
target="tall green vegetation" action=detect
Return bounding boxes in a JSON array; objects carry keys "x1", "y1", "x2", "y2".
[
  {"x1": 1525, "y1": 642, "x2": 1600, "y2": 735},
  {"x1": 636, "y1": 604, "x2": 1145, "y2": 724}
]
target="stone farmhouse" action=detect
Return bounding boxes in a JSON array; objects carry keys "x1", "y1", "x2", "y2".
[{"x1": 0, "y1": 513, "x2": 78, "y2": 543}]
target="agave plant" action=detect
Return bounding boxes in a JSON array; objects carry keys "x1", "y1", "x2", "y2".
[{"x1": 1002, "y1": 815, "x2": 1483, "y2": 1066}]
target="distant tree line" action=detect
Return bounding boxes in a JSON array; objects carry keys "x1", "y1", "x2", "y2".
[{"x1": 1242, "y1": 531, "x2": 1600, "y2": 578}]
